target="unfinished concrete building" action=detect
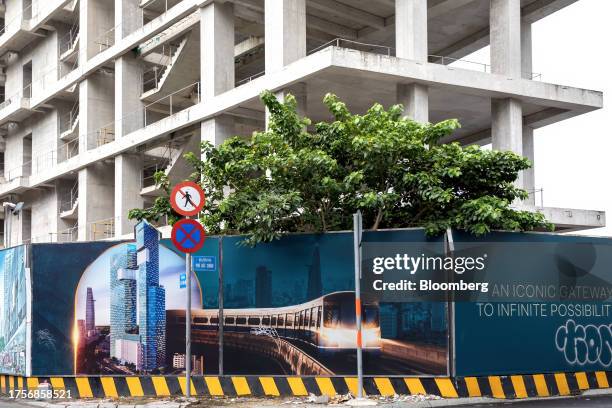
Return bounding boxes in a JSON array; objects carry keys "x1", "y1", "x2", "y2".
[{"x1": 0, "y1": 0, "x2": 604, "y2": 246}]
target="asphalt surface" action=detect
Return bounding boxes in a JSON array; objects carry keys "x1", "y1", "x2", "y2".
[
  {"x1": 1, "y1": 394, "x2": 612, "y2": 407},
  {"x1": 457, "y1": 394, "x2": 612, "y2": 407}
]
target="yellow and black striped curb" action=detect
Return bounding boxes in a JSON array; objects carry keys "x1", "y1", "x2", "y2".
[{"x1": 0, "y1": 372, "x2": 610, "y2": 399}]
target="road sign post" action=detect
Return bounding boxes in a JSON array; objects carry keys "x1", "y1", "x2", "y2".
[
  {"x1": 354, "y1": 211, "x2": 363, "y2": 400},
  {"x1": 170, "y1": 181, "x2": 206, "y2": 399}
]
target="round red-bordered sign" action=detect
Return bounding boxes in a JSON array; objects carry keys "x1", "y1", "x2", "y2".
[
  {"x1": 170, "y1": 181, "x2": 205, "y2": 217},
  {"x1": 171, "y1": 219, "x2": 206, "y2": 253}
]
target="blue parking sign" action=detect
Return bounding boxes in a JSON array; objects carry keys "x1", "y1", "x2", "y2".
[
  {"x1": 179, "y1": 273, "x2": 186, "y2": 289},
  {"x1": 193, "y1": 256, "x2": 216, "y2": 272}
]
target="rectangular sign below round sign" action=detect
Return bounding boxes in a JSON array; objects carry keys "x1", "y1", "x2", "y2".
[
  {"x1": 171, "y1": 218, "x2": 206, "y2": 253},
  {"x1": 193, "y1": 256, "x2": 216, "y2": 272},
  {"x1": 179, "y1": 273, "x2": 186, "y2": 289}
]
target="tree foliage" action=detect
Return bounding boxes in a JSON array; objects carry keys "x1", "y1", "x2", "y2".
[{"x1": 129, "y1": 91, "x2": 551, "y2": 245}]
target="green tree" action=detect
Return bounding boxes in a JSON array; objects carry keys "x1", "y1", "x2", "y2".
[{"x1": 129, "y1": 91, "x2": 551, "y2": 245}]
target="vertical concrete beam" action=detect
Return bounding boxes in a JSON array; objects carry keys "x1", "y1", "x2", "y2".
[
  {"x1": 115, "y1": 0, "x2": 143, "y2": 138},
  {"x1": 491, "y1": 98, "x2": 523, "y2": 187},
  {"x1": 395, "y1": 0, "x2": 428, "y2": 61},
  {"x1": 490, "y1": 0, "x2": 521, "y2": 77},
  {"x1": 78, "y1": 163, "x2": 115, "y2": 241},
  {"x1": 522, "y1": 126, "x2": 535, "y2": 204},
  {"x1": 80, "y1": 0, "x2": 114, "y2": 61},
  {"x1": 115, "y1": 55, "x2": 144, "y2": 137},
  {"x1": 397, "y1": 83, "x2": 429, "y2": 123},
  {"x1": 200, "y1": 1, "x2": 235, "y2": 101},
  {"x1": 521, "y1": 21, "x2": 533, "y2": 79},
  {"x1": 201, "y1": 115, "x2": 235, "y2": 148},
  {"x1": 79, "y1": 73, "x2": 115, "y2": 151},
  {"x1": 265, "y1": 82, "x2": 307, "y2": 129},
  {"x1": 115, "y1": 154, "x2": 144, "y2": 237},
  {"x1": 115, "y1": 0, "x2": 141, "y2": 41},
  {"x1": 265, "y1": 0, "x2": 306, "y2": 73}
]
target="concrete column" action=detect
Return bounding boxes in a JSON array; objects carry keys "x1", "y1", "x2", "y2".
[
  {"x1": 265, "y1": 0, "x2": 306, "y2": 73},
  {"x1": 395, "y1": 0, "x2": 428, "y2": 61},
  {"x1": 115, "y1": 55, "x2": 143, "y2": 137},
  {"x1": 522, "y1": 126, "x2": 535, "y2": 204},
  {"x1": 265, "y1": 83, "x2": 307, "y2": 129},
  {"x1": 115, "y1": 154, "x2": 144, "y2": 237},
  {"x1": 115, "y1": 0, "x2": 143, "y2": 138},
  {"x1": 115, "y1": 0, "x2": 141, "y2": 40},
  {"x1": 200, "y1": 1, "x2": 234, "y2": 101},
  {"x1": 201, "y1": 115, "x2": 234, "y2": 148},
  {"x1": 78, "y1": 163, "x2": 115, "y2": 241},
  {"x1": 397, "y1": 83, "x2": 429, "y2": 123},
  {"x1": 490, "y1": 0, "x2": 521, "y2": 77},
  {"x1": 521, "y1": 21, "x2": 532, "y2": 79},
  {"x1": 491, "y1": 98, "x2": 523, "y2": 187},
  {"x1": 80, "y1": 0, "x2": 114, "y2": 62},
  {"x1": 79, "y1": 73, "x2": 115, "y2": 152}
]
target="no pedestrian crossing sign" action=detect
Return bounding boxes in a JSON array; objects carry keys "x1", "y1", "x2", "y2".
[
  {"x1": 171, "y1": 218, "x2": 206, "y2": 253},
  {"x1": 170, "y1": 181, "x2": 205, "y2": 217}
]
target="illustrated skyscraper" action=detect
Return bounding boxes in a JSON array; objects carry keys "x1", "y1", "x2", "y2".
[
  {"x1": 2, "y1": 249, "x2": 23, "y2": 345},
  {"x1": 110, "y1": 244, "x2": 139, "y2": 361},
  {"x1": 255, "y1": 266, "x2": 272, "y2": 307},
  {"x1": 306, "y1": 244, "x2": 322, "y2": 300},
  {"x1": 136, "y1": 221, "x2": 166, "y2": 371},
  {"x1": 85, "y1": 287, "x2": 96, "y2": 332}
]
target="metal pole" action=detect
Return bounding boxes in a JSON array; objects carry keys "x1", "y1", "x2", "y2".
[
  {"x1": 218, "y1": 236, "x2": 224, "y2": 375},
  {"x1": 185, "y1": 219, "x2": 192, "y2": 398},
  {"x1": 445, "y1": 228, "x2": 456, "y2": 378},
  {"x1": 353, "y1": 211, "x2": 363, "y2": 399}
]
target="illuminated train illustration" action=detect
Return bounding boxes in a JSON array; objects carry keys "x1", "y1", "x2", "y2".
[{"x1": 169, "y1": 291, "x2": 381, "y2": 350}]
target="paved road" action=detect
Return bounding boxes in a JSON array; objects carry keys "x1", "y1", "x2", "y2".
[
  {"x1": 458, "y1": 394, "x2": 612, "y2": 407},
  {"x1": 1, "y1": 394, "x2": 612, "y2": 407}
]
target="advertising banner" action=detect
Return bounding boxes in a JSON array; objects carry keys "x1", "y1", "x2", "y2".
[
  {"x1": 0, "y1": 245, "x2": 28, "y2": 376},
  {"x1": 450, "y1": 231, "x2": 612, "y2": 376},
  {"x1": 25, "y1": 223, "x2": 448, "y2": 376}
]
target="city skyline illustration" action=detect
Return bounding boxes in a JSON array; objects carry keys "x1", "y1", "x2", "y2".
[
  {"x1": 75, "y1": 242, "x2": 202, "y2": 327},
  {"x1": 205, "y1": 233, "x2": 355, "y2": 309}
]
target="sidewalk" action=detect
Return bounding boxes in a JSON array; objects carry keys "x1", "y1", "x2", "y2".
[{"x1": 10, "y1": 388, "x2": 612, "y2": 408}]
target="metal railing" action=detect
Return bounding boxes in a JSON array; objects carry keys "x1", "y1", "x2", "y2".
[
  {"x1": 59, "y1": 22, "x2": 79, "y2": 56},
  {"x1": 236, "y1": 71, "x2": 265, "y2": 87},
  {"x1": 0, "y1": 3, "x2": 31, "y2": 38},
  {"x1": 89, "y1": 216, "x2": 115, "y2": 240},
  {"x1": 58, "y1": 137, "x2": 79, "y2": 162},
  {"x1": 308, "y1": 38, "x2": 543, "y2": 80},
  {"x1": 142, "y1": 42, "x2": 180, "y2": 93},
  {"x1": 59, "y1": 53, "x2": 79, "y2": 78},
  {"x1": 59, "y1": 101, "x2": 79, "y2": 136},
  {"x1": 6, "y1": 161, "x2": 31, "y2": 181},
  {"x1": 308, "y1": 38, "x2": 393, "y2": 56},
  {"x1": 94, "y1": 25, "x2": 119, "y2": 54},
  {"x1": 137, "y1": 11, "x2": 197, "y2": 55},
  {"x1": 142, "y1": 160, "x2": 169, "y2": 189},
  {"x1": 96, "y1": 125, "x2": 115, "y2": 147},
  {"x1": 0, "y1": 79, "x2": 200, "y2": 183},
  {"x1": 528, "y1": 188, "x2": 544, "y2": 208},
  {"x1": 59, "y1": 179, "x2": 78, "y2": 213},
  {"x1": 0, "y1": 83, "x2": 32, "y2": 111},
  {"x1": 141, "y1": 0, "x2": 171, "y2": 24},
  {"x1": 140, "y1": 138, "x2": 186, "y2": 188},
  {"x1": 144, "y1": 81, "x2": 200, "y2": 125}
]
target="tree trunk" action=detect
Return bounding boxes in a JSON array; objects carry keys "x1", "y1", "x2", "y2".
[{"x1": 372, "y1": 208, "x2": 384, "y2": 230}]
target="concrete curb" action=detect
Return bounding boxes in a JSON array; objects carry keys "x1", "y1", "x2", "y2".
[{"x1": 0, "y1": 371, "x2": 610, "y2": 400}]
